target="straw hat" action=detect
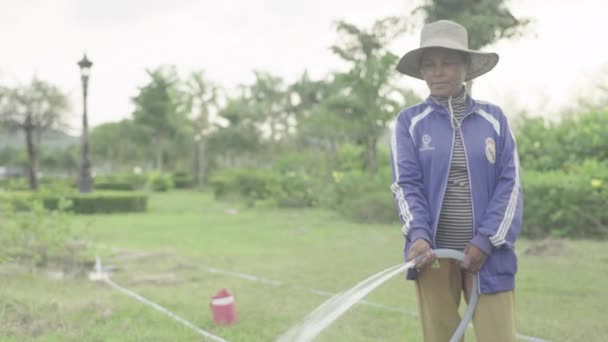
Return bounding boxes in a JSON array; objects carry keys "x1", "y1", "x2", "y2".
[{"x1": 395, "y1": 20, "x2": 499, "y2": 81}]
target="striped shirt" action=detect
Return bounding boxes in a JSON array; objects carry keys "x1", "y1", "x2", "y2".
[{"x1": 431, "y1": 89, "x2": 473, "y2": 251}]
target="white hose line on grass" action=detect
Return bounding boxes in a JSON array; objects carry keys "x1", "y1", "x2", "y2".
[
  {"x1": 91, "y1": 256, "x2": 227, "y2": 342},
  {"x1": 201, "y1": 265, "x2": 549, "y2": 342},
  {"x1": 204, "y1": 266, "x2": 418, "y2": 316}
]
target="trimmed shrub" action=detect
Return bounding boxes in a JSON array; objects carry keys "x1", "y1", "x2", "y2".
[
  {"x1": 95, "y1": 181, "x2": 136, "y2": 191},
  {"x1": 39, "y1": 177, "x2": 76, "y2": 190},
  {"x1": 0, "y1": 191, "x2": 148, "y2": 214},
  {"x1": 94, "y1": 173, "x2": 147, "y2": 191},
  {"x1": 147, "y1": 173, "x2": 174, "y2": 192},
  {"x1": 172, "y1": 171, "x2": 194, "y2": 189}
]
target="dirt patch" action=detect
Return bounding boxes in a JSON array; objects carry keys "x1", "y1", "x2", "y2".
[
  {"x1": 168, "y1": 262, "x2": 199, "y2": 272},
  {"x1": 0, "y1": 297, "x2": 59, "y2": 337},
  {"x1": 0, "y1": 263, "x2": 28, "y2": 277},
  {"x1": 128, "y1": 273, "x2": 180, "y2": 286},
  {"x1": 522, "y1": 239, "x2": 568, "y2": 256},
  {"x1": 109, "y1": 249, "x2": 174, "y2": 262},
  {"x1": 84, "y1": 301, "x2": 114, "y2": 322}
]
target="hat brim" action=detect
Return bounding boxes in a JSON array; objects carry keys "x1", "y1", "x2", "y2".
[{"x1": 395, "y1": 47, "x2": 499, "y2": 82}]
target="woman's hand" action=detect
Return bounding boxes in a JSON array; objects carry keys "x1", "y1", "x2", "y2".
[
  {"x1": 461, "y1": 244, "x2": 488, "y2": 273},
  {"x1": 408, "y1": 239, "x2": 436, "y2": 270}
]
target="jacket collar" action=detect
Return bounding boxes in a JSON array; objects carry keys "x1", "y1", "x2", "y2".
[{"x1": 424, "y1": 93, "x2": 482, "y2": 117}]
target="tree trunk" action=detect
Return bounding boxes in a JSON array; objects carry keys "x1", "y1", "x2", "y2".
[
  {"x1": 193, "y1": 138, "x2": 205, "y2": 190},
  {"x1": 365, "y1": 136, "x2": 378, "y2": 174},
  {"x1": 154, "y1": 135, "x2": 163, "y2": 171},
  {"x1": 24, "y1": 115, "x2": 39, "y2": 191},
  {"x1": 198, "y1": 139, "x2": 206, "y2": 190},
  {"x1": 109, "y1": 149, "x2": 115, "y2": 173},
  {"x1": 193, "y1": 139, "x2": 199, "y2": 185}
]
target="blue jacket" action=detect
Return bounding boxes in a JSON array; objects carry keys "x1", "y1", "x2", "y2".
[{"x1": 390, "y1": 95, "x2": 523, "y2": 294}]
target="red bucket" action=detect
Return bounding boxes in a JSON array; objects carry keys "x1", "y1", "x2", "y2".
[{"x1": 210, "y1": 288, "x2": 237, "y2": 325}]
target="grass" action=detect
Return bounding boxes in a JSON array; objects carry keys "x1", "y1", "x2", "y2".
[{"x1": 1, "y1": 190, "x2": 607, "y2": 341}]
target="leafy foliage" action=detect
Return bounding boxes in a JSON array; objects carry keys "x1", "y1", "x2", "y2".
[
  {"x1": 414, "y1": 0, "x2": 532, "y2": 50},
  {"x1": 0, "y1": 78, "x2": 70, "y2": 190},
  {"x1": 147, "y1": 172, "x2": 174, "y2": 192},
  {"x1": 1, "y1": 191, "x2": 148, "y2": 214},
  {"x1": 515, "y1": 111, "x2": 608, "y2": 171},
  {"x1": 0, "y1": 195, "x2": 89, "y2": 267},
  {"x1": 132, "y1": 66, "x2": 185, "y2": 171},
  {"x1": 522, "y1": 162, "x2": 607, "y2": 238}
]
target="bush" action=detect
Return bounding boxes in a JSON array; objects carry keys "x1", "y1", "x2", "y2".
[
  {"x1": 95, "y1": 181, "x2": 136, "y2": 191},
  {"x1": 0, "y1": 191, "x2": 148, "y2": 214},
  {"x1": 522, "y1": 163, "x2": 608, "y2": 238},
  {"x1": 210, "y1": 167, "x2": 321, "y2": 208},
  {"x1": 0, "y1": 196, "x2": 90, "y2": 267},
  {"x1": 209, "y1": 168, "x2": 280, "y2": 206},
  {"x1": 320, "y1": 166, "x2": 393, "y2": 209},
  {"x1": 0, "y1": 178, "x2": 30, "y2": 191},
  {"x1": 147, "y1": 172, "x2": 174, "y2": 192},
  {"x1": 39, "y1": 177, "x2": 76, "y2": 190},
  {"x1": 275, "y1": 171, "x2": 318, "y2": 208},
  {"x1": 94, "y1": 173, "x2": 147, "y2": 191},
  {"x1": 338, "y1": 191, "x2": 400, "y2": 224},
  {"x1": 515, "y1": 111, "x2": 608, "y2": 171},
  {"x1": 172, "y1": 171, "x2": 194, "y2": 189}
]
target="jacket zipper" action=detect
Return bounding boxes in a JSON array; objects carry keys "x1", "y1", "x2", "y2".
[
  {"x1": 433, "y1": 97, "x2": 456, "y2": 249},
  {"x1": 459, "y1": 110, "x2": 481, "y2": 294}
]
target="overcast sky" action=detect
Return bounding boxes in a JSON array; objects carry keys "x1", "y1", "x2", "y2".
[{"x1": 1, "y1": 0, "x2": 606, "y2": 133}]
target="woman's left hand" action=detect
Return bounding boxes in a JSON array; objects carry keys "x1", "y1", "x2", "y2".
[{"x1": 461, "y1": 244, "x2": 488, "y2": 273}]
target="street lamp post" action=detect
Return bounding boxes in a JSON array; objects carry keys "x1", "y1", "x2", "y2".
[{"x1": 77, "y1": 54, "x2": 93, "y2": 193}]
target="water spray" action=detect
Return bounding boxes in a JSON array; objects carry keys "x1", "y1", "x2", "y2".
[{"x1": 277, "y1": 249, "x2": 478, "y2": 342}]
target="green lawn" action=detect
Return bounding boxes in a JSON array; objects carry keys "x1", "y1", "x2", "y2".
[{"x1": 1, "y1": 191, "x2": 607, "y2": 341}]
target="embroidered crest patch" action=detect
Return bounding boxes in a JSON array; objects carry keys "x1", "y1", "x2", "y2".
[
  {"x1": 419, "y1": 134, "x2": 435, "y2": 151},
  {"x1": 485, "y1": 137, "x2": 496, "y2": 164}
]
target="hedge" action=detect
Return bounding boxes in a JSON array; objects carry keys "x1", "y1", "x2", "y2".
[
  {"x1": 0, "y1": 191, "x2": 148, "y2": 214},
  {"x1": 172, "y1": 172, "x2": 195, "y2": 189},
  {"x1": 94, "y1": 174, "x2": 147, "y2": 191}
]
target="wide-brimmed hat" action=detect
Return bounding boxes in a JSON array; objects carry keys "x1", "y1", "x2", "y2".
[{"x1": 395, "y1": 20, "x2": 499, "y2": 81}]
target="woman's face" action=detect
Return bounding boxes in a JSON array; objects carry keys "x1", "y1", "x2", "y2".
[{"x1": 419, "y1": 48, "x2": 467, "y2": 97}]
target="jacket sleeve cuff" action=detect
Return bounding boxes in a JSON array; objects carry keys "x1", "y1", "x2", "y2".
[
  {"x1": 409, "y1": 228, "x2": 433, "y2": 247},
  {"x1": 470, "y1": 234, "x2": 494, "y2": 255}
]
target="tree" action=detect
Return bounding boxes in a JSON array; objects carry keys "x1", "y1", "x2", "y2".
[
  {"x1": 90, "y1": 120, "x2": 147, "y2": 172},
  {"x1": 321, "y1": 18, "x2": 415, "y2": 172},
  {"x1": 181, "y1": 71, "x2": 220, "y2": 188},
  {"x1": 414, "y1": 0, "x2": 532, "y2": 92},
  {"x1": 287, "y1": 71, "x2": 329, "y2": 120},
  {"x1": 250, "y1": 71, "x2": 289, "y2": 142},
  {"x1": 287, "y1": 72, "x2": 332, "y2": 150},
  {"x1": 131, "y1": 66, "x2": 183, "y2": 171},
  {"x1": 0, "y1": 78, "x2": 70, "y2": 190},
  {"x1": 206, "y1": 95, "x2": 263, "y2": 168}
]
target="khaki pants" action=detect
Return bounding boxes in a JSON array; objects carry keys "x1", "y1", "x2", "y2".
[{"x1": 415, "y1": 259, "x2": 516, "y2": 342}]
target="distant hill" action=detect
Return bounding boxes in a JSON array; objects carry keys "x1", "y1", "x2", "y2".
[{"x1": 0, "y1": 128, "x2": 78, "y2": 149}]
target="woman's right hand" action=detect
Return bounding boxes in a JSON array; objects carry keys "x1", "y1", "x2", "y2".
[{"x1": 407, "y1": 239, "x2": 436, "y2": 270}]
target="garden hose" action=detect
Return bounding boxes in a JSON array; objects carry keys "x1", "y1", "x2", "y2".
[{"x1": 414, "y1": 249, "x2": 479, "y2": 342}]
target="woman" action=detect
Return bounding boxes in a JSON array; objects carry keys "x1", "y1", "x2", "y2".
[{"x1": 390, "y1": 20, "x2": 522, "y2": 342}]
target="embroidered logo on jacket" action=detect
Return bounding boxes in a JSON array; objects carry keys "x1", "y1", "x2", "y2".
[
  {"x1": 419, "y1": 134, "x2": 435, "y2": 151},
  {"x1": 485, "y1": 137, "x2": 496, "y2": 164}
]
